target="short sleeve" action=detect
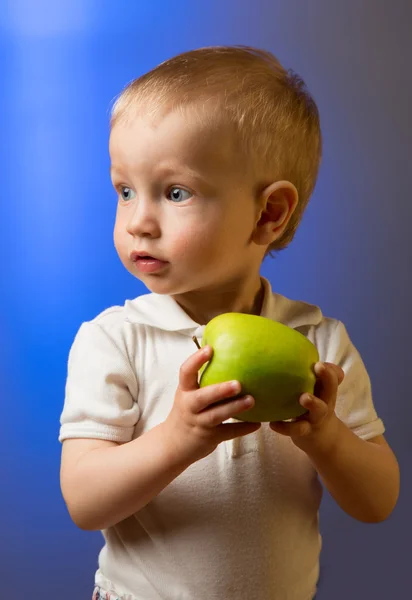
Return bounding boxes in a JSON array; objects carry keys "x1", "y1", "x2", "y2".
[
  {"x1": 315, "y1": 320, "x2": 385, "y2": 440},
  {"x1": 59, "y1": 321, "x2": 140, "y2": 443}
]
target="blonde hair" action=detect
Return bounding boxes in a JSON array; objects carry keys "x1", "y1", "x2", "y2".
[{"x1": 111, "y1": 46, "x2": 322, "y2": 256}]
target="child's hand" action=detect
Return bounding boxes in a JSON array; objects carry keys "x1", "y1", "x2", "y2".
[
  {"x1": 163, "y1": 345, "x2": 261, "y2": 465},
  {"x1": 269, "y1": 362, "x2": 345, "y2": 451}
]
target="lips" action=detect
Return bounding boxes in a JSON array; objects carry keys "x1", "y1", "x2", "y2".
[
  {"x1": 131, "y1": 251, "x2": 164, "y2": 262},
  {"x1": 132, "y1": 253, "x2": 168, "y2": 274}
]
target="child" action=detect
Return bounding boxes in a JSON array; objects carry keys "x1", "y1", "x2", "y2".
[{"x1": 59, "y1": 46, "x2": 399, "y2": 600}]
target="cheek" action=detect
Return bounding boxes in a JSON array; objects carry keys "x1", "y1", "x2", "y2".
[
  {"x1": 168, "y1": 218, "x2": 224, "y2": 260},
  {"x1": 113, "y1": 218, "x2": 128, "y2": 258}
]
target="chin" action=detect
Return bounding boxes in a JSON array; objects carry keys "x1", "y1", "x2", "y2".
[
  {"x1": 144, "y1": 277, "x2": 199, "y2": 298},
  {"x1": 131, "y1": 273, "x2": 176, "y2": 296}
]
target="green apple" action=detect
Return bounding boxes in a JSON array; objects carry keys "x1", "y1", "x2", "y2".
[{"x1": 197, "y1": 313, "x2": 319, "y2": 422}]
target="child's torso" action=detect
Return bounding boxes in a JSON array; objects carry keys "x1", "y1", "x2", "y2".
[{"x1": 97, "y1": 325, "x2": 323, "y2": 600}]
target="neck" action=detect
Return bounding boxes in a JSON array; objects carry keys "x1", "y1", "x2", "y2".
[{"x1": 172, "y1": 274, "x2": 265, "y2": 325}]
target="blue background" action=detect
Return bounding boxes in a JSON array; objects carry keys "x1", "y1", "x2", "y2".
[{"x1": 1, "y1": 1, "x2": 410, "y2": 598}]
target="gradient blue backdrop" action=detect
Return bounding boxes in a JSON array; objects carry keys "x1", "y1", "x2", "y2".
[{"x1": 1, "y1": 1, "x2": 410, "y2": 598}]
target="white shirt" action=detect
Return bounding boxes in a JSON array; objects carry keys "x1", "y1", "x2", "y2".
[{"x1": 59, "y1": 276, "x2": 385, "y2": 600}]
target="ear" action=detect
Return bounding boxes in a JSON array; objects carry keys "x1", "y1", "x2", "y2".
[{"x1": 252, "y1": 181, "x2": 299, "y2": 246}]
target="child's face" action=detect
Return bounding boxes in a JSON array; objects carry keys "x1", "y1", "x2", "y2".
[{"x1": 110, "y1": 108, "x2": 265, "y2": 300}]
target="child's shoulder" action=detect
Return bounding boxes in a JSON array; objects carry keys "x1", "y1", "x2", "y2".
[
  {"x1": 267, "y1": 285, "x2": 347, "y2": 355},
  {"x1": 70, "y1": 294, "x2": 157, "y2": 359},
  {"x1": 265, "y1": 278, "x2": 338, "y2": 333},
  {"x1": 85, "y1": 291, "x2": 156, "y2": 327},
  {"x1": 81, "y1": 290, "x2": 181, "y2": 336},
  {"x1": 85, "y1": 303, "x2": 127, "y2": 332},
  {"x1": 271, "y1": 289, "x2": 351, "y2": 363}
]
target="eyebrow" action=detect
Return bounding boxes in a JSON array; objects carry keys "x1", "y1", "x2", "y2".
[
  {"x1": 156, "y1": 164, "x2": 208, "y2": 184},
  {"x1": 110, "y1": 164, "x2": 213, "y2": 189}
]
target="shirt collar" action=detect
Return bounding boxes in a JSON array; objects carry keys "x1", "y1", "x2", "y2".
[{"x1": 124, "y1": 276, "x2": 322, "y2": 335}]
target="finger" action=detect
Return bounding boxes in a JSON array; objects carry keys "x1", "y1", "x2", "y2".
[
  {"x1": 299, "y1": 393, "x2": 328, "y2": 424},
  {"x1": 193, "y1": 379, "x2": 243, "y2": 413},
  {"x1": 313, "y1": 362, "x2": 340, "y2": 404},
  {"x1": 217, "y1": 421, "x2": 261, "y2": 441},
  {"x1": 323, "y1": 362, "x2": 345, "y2": 384},
  {"x1": 179, "y1": 346, "x2": 213, "y2": 392},
  {"x1": 270, "y1": 419, "x2": 311, "y2": 437},
  {"x1": 200, "y1": 394, "x2": 255, "y2": 426}
]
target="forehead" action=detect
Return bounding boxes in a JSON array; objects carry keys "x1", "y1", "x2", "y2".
[{"x1": 109, "y1": 107, "x2": 239, "y2": 176}]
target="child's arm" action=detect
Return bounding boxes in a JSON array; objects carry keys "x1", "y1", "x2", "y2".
[
  {"x1": 60, "y1": 344, "x2": 259, "y2": 530},
  {"x1": 61, "y1": 427, "x2": 191, "y2": 530},
  {"x1": 270, "y1": 362, "x2": 400, "y2": 522},
  {"x1": 298, "y1": 417, "x2": 399, "y2": 523}
]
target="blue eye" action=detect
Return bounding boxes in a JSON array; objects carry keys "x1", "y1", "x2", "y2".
[
  {"x1": 119, "y1": 186, "x2": 136, "y2": 201},
  {"x1": 167, "y1": 187, "x2": 192, "y2": 203}
]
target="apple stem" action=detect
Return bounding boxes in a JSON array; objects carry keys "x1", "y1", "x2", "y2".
[{"x1": 192, "y1": 335, "x2": 201, "y2": 350}]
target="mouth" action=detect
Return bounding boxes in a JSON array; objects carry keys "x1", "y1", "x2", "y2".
[
  {"x1": 131, "y1": 251, "x2": 164, "y2": 262},
  {"x1": 130, "y1": 251, "x2": 168, "y2": 273}
]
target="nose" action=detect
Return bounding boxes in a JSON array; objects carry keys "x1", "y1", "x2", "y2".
[{"x1": 126, "y1": 196, "x2": 161, "y2": 238}]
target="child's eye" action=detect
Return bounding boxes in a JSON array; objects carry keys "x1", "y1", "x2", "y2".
[
  {"x1": 167, "y1": 187, "x2": 192, "y2": 203},
  {"x1": 119, "y1": 186, "x2": 136, "y2": 202}
]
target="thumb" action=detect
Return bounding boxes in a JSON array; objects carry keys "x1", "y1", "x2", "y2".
[
  {"x1": 323, "y1": 362, "x2": 345, "y2": 384},
  {"x1": 179, "y1": 345, "x2": 212, "y2": 392}
]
